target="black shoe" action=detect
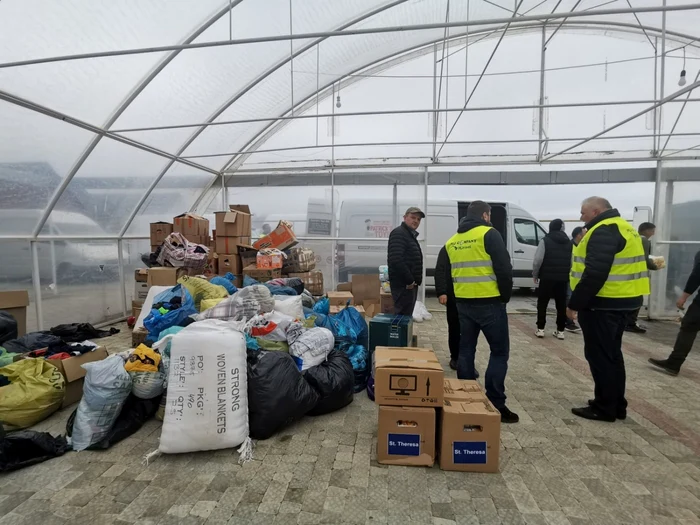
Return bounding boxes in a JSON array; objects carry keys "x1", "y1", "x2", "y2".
[
  {"x1": 648, "y1": 358, "x2": 679, "y2": 376},
  {"x1": 475, "y1": 369, "x2": 480, "y2": 379},
  {"x1": 499, "y1": 406, "x2": 519, "y2": 424},
  {"x1": 571, "y1": 406, "x2": 615, "y2": 422},
  {"x1": 625, "y1": 323, "x2": 647, "y2": 334},
  {"x1": 449, "y1": 359, "x2": 457, "y2": 371},
  {"x1": 588, "y1": 399, "x2": 626, "y2": 420},
  {"x1": 565, "y1": 322, "x2": 581, "y2": 333}
]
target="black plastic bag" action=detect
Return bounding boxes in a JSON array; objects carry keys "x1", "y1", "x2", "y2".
[
  {"x1": 2, "y1": 332, "x2": 63, "y2": 354},
  {"x1": 302, "y1": 350, "x2": 354, "y2": 416},
  {"x1": 0, "y1": 430, "x2": 69, "y2": 472},
  {"x1": 0, "y1": 311, "x2": 18, "y2": 345},
  {"x1": 247, "y1": 350, "x2": 319, "y2": 440},
  {"x1": 66, "y1": 394, "x2": 160, "y2": 450}
]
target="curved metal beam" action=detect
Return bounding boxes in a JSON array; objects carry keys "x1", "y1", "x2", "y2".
[
  {"x1": 32, "y1": 1, "x2": 241, "y2": 239},
  {"x1": 120, "y1": 0, "x2": 412, "y2": 234}
]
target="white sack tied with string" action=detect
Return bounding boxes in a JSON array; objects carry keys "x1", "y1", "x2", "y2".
[{"x1": 146, "y1": 319, "x2": 252, "y2": 463}]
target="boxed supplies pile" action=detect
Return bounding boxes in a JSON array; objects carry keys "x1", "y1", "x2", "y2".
[
  {"x1": 214, "y1": 205, "x2": 253, "y2": 255},
  {"x1": 173, "y1": 213, "x2": 209, "y2": 246},
  {"x1": 439, "y1": 380, "x2": 501, "y2": 473},
  {"x1": 257, "y1": 249, "x2": 284, "y2": 269},
  {"x1": 374, "y1": 347, "x2": 443, "y2": 467},
  {"x1": 150, "y1": 222, "x2": 173, "y2": 252},
  {"x1": 283, "y1": 247, "x2": 315, "y2": 274},
  {"x1": 254, "y1": 220, "x2": 298, "y2": 251},
  {"x1": 243, "y1": 264, "x2": 281, "y2": 282},
  {"x1": 288, "y1": 270, "x2": 324, "y2": 296},
  {"x1": 327, "y1": 291, "x2": 353, "y2": 307}
]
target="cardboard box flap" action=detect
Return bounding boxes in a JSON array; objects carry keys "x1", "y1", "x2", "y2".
[
  {"x1": 59, "y1": 347, "x2": 110, "y2": 382},
  {"x1": 444, "y1": 399, "x2": 499, "y2": 415},
  {"x1": 374, "y1": 347, "x2": 443, "y2": 371},
  {"x1": 0, "y1": 290, "x2": 29, "y2": 309},
  {"x1": 444, "y1": 379, "x2": 484, "y2": 396},
  {"x1": 174, "y1": 212, "x2": 206, "y2": 221},
  {"x1": 228, "y1": 204, "x2": 251, "y2": 214}
]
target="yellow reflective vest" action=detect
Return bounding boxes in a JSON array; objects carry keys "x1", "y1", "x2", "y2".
[
  {"x1": 446, "y1": 225, "x2": 500, "y2": 299},
  {"x1": 570, "y1": 216, "x2": 650, "y2": 298}
]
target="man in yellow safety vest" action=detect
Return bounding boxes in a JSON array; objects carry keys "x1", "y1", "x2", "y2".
[
  {"x1": 567, "y1": 197, "x2": 650, "y2": 422},
  {"x1": 445, "y1": 201, "x2": 518, "y2": 424}
]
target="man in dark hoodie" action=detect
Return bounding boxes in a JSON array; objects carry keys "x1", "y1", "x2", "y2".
[
  {"x1": 567, "y1": 197, "x2": 649, "y2": 422},
  {"x1": 444, "y1": 201, "x2": 518, "y2": 423},
  {"x1": 532, "y1": 219, "x2": 573, "y2": 340}
]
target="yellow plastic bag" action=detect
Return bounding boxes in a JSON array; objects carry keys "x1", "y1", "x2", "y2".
[
  {"x1": 200, "y1": 297, "x2": 226, "y2": 312},
  {"x1": 177, "y1": 275, "x2": 228, "y2": 312},
  {"x1": 0, "y1": 358, "x2": 65, "y2": 430},
  {"x1": 125, "y1": 344, "x2": 161, "y2": 373}
]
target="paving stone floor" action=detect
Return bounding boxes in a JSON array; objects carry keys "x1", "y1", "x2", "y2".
[{"x1": 2, "y1": 308, "x2": 700, "y2": 525}]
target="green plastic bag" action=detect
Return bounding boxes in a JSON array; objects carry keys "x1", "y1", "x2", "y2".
[
  {"x1": 0, "y1": 358, "x2": 65, "y2": 430},
  {"x1": 0, "y1": 347, "x2": 19, "y2": 367}
]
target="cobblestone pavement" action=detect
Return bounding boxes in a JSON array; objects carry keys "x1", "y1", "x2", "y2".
[{"x1": 2, "y1": 311, "x2": 699, "y2": 525}]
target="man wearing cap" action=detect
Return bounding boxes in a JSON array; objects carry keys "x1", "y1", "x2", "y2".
[{"x1": 387, "y1": 207, "x2": 425, "y2": 316}]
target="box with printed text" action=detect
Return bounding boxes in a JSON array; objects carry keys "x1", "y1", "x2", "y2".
[
  {"x1": 377, "y1": 405, "x2": 435, "y2": 466},
  {"x1": 373, "y1": 347, "x2": 443, "y2": 408}
]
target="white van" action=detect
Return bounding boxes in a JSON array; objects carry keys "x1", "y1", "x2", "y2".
[{"x1": 322, "y1": 199, "x2": 547, "y2": 290}]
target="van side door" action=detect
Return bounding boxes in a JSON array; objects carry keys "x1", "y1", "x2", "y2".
[{"x1": 511, "y1": 217, "x2": 547, "y2": 285}]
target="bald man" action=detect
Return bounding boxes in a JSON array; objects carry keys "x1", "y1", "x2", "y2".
[{"x1": 567, "y1": 197, "x2": 649, "y2": 422}]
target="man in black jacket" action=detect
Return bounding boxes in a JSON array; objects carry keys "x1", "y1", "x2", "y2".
[
  {"x1": 649, "y1": 250, "x2": 700, "y2": 375},
  {"x1": 387, "y1": 207, "x2": 424, "y2": 315},
  {"x1": 533, "y1": 219, "x2": 573, "y2": 340},
  {"x1": 444, "y1": 201, "x2": 518, "y2": 423},
  {"x1": 567, "y1": 197, "x2": 648, "y2": 422}
]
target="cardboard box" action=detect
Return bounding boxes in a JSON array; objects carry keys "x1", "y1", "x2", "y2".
[
  {"x1": 49, "y1": 347, "x2": 109, "y2": 408},
  {"x1": 134, "y1": 269, "x2": 148, "y2": 283},
  {"x1": 239, "y1": 246, "x2": 258, "y2": 269},
  {"x1": 327, "y1": 291, "x2": 353, "y2": 307},
  {"x1": 330, "y1": 305, "x2": 365, "y2": 316},
  {"x1": 215, "y1": 236, "x2": 252, "y2": 255},
  {"x1": 337, "y1": 282, "x2": 352, "y2": 292},
  {"x1": 218, "y1": 254, "x2": 243, "y2": 275},
  {"x1": 289, "y1": 270, "x2": 324, "y2": 296},
  {"x1": 184, "y1": 234, "x2": 209, "y2": 246},
  {"x1": 380, "y1": 290, "x2": 394, "y2": 314},
  {"x1": 351, "y1": 274, "x2": 381, "y2": 305},
  {"x1": 439, "y1": 398, "x2": 501, "y2": 473},
  {"x1": 253, "y1": 221, "x2": 298, "y2": 251},
  {"x1": 363, "y1": 300, "x2": 379, "y2": 319},
  {"x1": 257, "y1": 252, "x2": 284, "y2": 269},
  {"x1": 374, "y1": 347, "x2": 444, "y2": 408},
  {"x1": 150, "y1": 222, "x2": 173, "y2": 245},
  {"x1": 283, "y1": 247, "x2": 316, "y2": 274},
  {"x1": 444, "y1": 379, "x2": 487, "y2": 403},
  {"x1": 132, "y1": 327, "x2": 148, "y2": 347},
  {"x1": 173, "y1": 212, "x2": 209, "y2": 239},
  {"x1": 132, "y1": 300, "x2": 143, "y2": 320},
  {"x1": 215, "y1": 205, "x2": 252, "y2": 237},
  {"x1": 147, "y1": 267, "x2": 178, "y2": 287},
  {"x1": 0, "y1": 290, "x2": 29, "y2": 336},
  {"x1": 243, "y1": 264, "x2": 281, "y2": 282},
  {"x1": 377, "y1": 406, "x2": 436, "y2": 467},
  {"x1": 134, "y1": 281, "x2": 149, "y2": 301}
]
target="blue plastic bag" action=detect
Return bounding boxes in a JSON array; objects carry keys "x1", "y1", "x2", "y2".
[
  {"x1": 313, "y1": 313, "x2": 356, "y2": 346},
  {"x1": 335, "y1": 307, "x2": 368, "y2": 349},
  {"x1": 243, "y1": 275, "x2": 259, "y2": 287},
  {"x1": 143, "y1": 285, "x2": 196, "y2": 340},
  {"x1": 345, "y1": 344, "x2": 369, "y2": 393},
  {"x1": 265, "y1": 284, "x2": 296, "y2": 296},
  {"x1": 313, "y1": 298, "x2": 329, "y2": 315},
  {"x1": 209, "y1": 276, "x2": 237, "y2": 295}
]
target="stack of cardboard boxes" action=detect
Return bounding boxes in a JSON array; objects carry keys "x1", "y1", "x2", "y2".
[
  {"x1": 174, "y1": 213, "x2": 210, "y2": 246},
  {"x1": 214, "y1": 205, "x2": 253, "y2": 285},
  {"x1": 374, "y1": 348, "x2": 501, "y2": 472},
  {"x1": 149, "y1": 221, "x2": 173, "y2": 253}
]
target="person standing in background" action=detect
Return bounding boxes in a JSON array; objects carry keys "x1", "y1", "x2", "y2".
[
  {"x1": 445, "y1": 201, "x2": 518, "y2": 423},
  {"x1": 532, "y1": 219, "x2": 573, "y2": 340},
  {"x1": 387, "y1": 207, "x2": 424, "y2": 316},
  {"x1": 625, "y1": 222, "x2": 659, "y2": 333},
  {"x1": 565, "y1": 226, "x2": 585, "y2": 333},
  {"x1": 648, "y1": 250, "x2": 700, "y2": 375},
  {"x1": 568, "y1": 197, "x2": 649, "y2": 422}
]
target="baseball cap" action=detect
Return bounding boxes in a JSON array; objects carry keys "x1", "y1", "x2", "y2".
[{"x1": 405, "y1": 207, "x2": 425, "y2": 218}]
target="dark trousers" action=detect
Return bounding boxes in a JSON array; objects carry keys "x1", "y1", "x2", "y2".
[
  {"x1": 668, "y1": 301, "x2": 700, "y2": 370},
  {"x1": 392, "y1": 286, "x2": 418, "y2": 316},
  {"x1": 578, "y1": 309, "x2": 628, "y2": 419},
  {"x1": 456, "y1": 302, "x2": 509, "y2": 409},
  {"x1": 537, "y1": 280, "x2": 568, "y2": 331},
  {"x1": 626, "y1": 307, "x2": 641, "y2": 327},
  {"x1": 446, "y1": 298, "x2": 460, "y2": 361}
]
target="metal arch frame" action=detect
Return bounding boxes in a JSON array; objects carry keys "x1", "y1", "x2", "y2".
[
  {"x1": 199, "y1": 19, "x2": 700, "y2": 196},
  {"x1": 118, "y1": 0, "x2": 414, "y2": 236}
]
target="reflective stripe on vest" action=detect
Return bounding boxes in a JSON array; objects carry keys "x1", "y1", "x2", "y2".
[
  {"x1": 446, "y1": 225, "x2": 500, "y2": 299},
  {"x1": 570, "y1": 217, "x2": 651, "y2": 298}
]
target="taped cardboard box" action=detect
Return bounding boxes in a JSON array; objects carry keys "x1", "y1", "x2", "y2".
[
  {"x1": 49, "y1": 347, "x2": 109, "y2": 408},
  {"x1": 134, "y1": 269, "x2": 148, "y2": 283},
  {"x1": 173, "y1": 212, "x2": 209, "y2": 238},
  {"x1": 243, "y1": 264, "x2": 281, "y2": 283},
  {"x1": 0, "y1": 290, "x2": 29, "y2": 337},
  {"x1": 327, "y1": 291, "x2": 353, "y2": 307},
  {"x1": 337, "y1": 282, "x2": 352, "y2": 292},
  {"x1": 351, "y1": 274, "x2": 380, "y2": 305},
  {"x1": 377, "y1": 406, "x2": 436, "y2": 467},
  {"x1": 253, "y1": 221, "x2": 298, "y2": 251},
  {"x1": 439, "y1": 398, "x2": 501, "y2": 473},
  {"x1": 218, "y1": 254, "x2": 243, "y2": 275},
  {"x1": 374, "y1": 347, "x2": 444, "y2": 408},
  {"x1": 150, "y1": 222, "x2": 173, "y2": 245},
  {"x1": 443, "y1": 379, "x2": 487, "y2": 403},
  {"x1": 147, "y1": 267, "x2": 178, "y2": 287},
  {"x1": 215, "y1": 205, "x2": 252, "y2": 237},
  {"x1": 215, "y1": 236, "x2": 252, "y2": 255}
]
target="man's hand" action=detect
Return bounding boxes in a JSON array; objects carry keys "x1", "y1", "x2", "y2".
[
  {"x1": 406, "y1": 282, "x2": 416, "y2": 290},
  {"x1": 438, "y1": 295, "x2": 448, "y2": 305},
  {"x1": 566, "y1": 308, "x2": 578, "y2": 321},
  {"x1": 677, "y1": 293, "x2": 689, "y2": 310},
  {"x1": 533, "y1": 278, "x2": 539, "y2": 285}
]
